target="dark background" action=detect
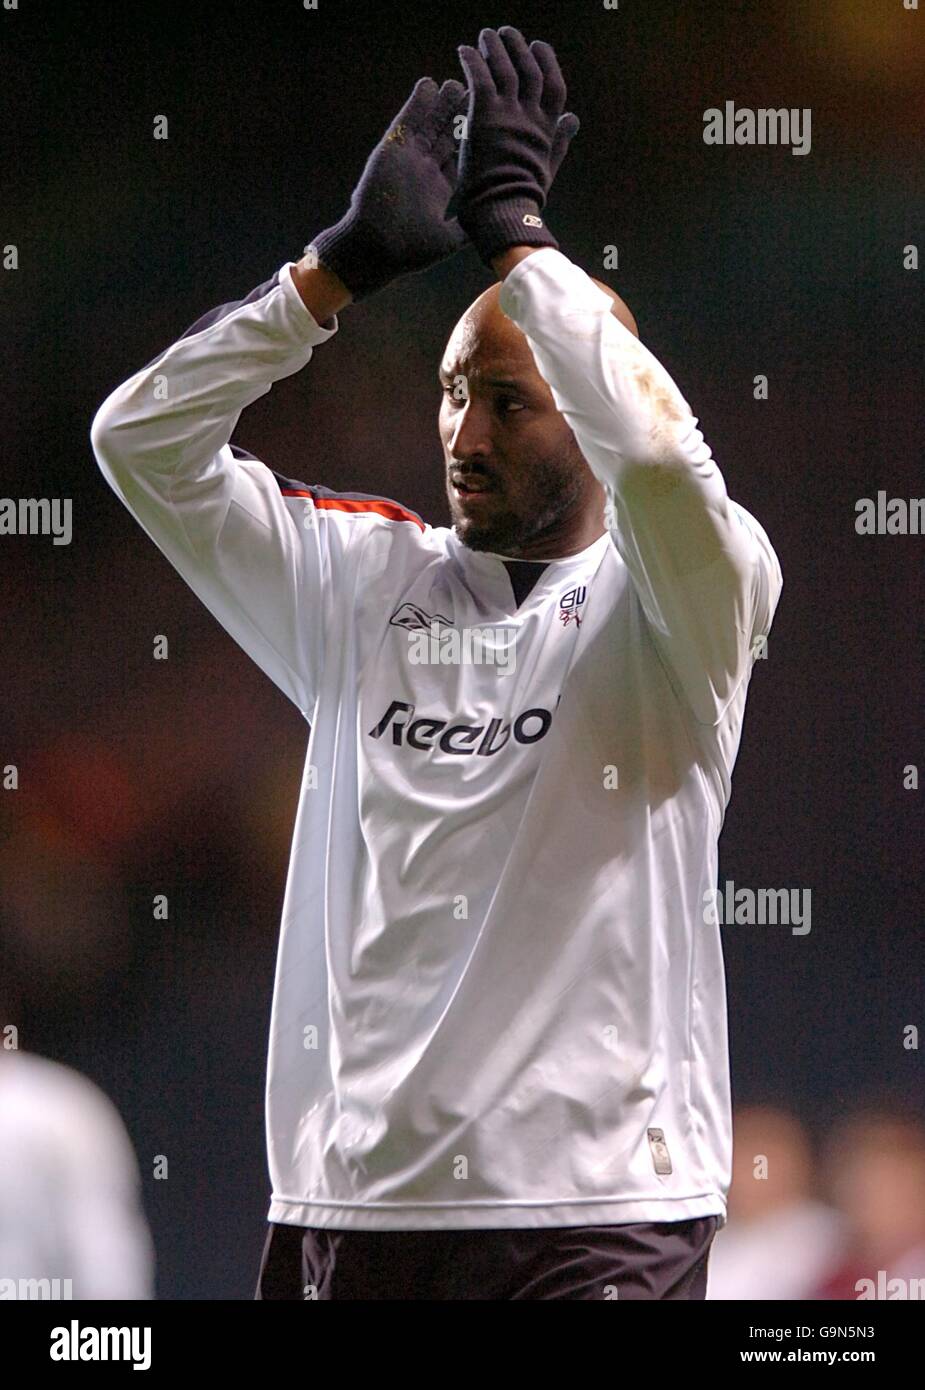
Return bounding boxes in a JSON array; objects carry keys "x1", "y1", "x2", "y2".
[{"x1": 1, "y1": 0, "x2": 922, "y2": 1297}]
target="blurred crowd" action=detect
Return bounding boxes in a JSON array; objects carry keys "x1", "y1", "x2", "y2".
[
  {"x1": 706, "y1": 1105, "x2": 925, "y2": 1300},
  {"x1": 2, "y1": 1039, "x2": 923, "y2": 1301}
]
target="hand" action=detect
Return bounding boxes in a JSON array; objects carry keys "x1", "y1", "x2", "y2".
[
  {"x1": 309, "y1": 78, "x2": 469, "y2": 302},
  {"x1": 455, "y1": 26, "x2": 580, "y2": 266}
]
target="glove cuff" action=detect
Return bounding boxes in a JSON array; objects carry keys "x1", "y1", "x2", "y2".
[
  {"x1": 457, "y1": 198, "x2": 559, "y2": 268},
  {"x1": 309, "y1": 214, "x2": 393, "y2": 303}
]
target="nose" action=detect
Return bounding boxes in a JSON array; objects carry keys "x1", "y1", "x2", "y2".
[{"x1": 446, "y1": 397, "x2": 493, "y2": 460}]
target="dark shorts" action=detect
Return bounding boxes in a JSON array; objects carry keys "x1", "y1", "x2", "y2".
[{"x1": 255, "y1": 1214, "x2": 720, "y2": 1301}]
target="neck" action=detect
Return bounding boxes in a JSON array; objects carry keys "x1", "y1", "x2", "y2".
[{"x1": 499, "y1": 512, "x2": 606, "y2": 561}]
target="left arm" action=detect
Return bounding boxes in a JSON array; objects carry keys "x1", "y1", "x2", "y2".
[{"x1": 495, "y1": 246, "x2": 783, "y2": 726}]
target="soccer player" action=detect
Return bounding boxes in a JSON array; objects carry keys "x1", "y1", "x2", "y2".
[{"x1": 90, "y1": 28, "x2": 782, "y2": 1300}]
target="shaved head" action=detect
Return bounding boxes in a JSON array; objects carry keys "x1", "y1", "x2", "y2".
[
  {"x1": 460, "y1": 276, "x2": 639, "y2": 344},
  {"x1": 438, "y1": 273, "x2": 638, "y2": 558}
]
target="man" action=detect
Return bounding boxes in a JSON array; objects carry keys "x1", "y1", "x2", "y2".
[
  {"x1": 91, "y1": 27, "x2": 782, "y2": 1300},
  {"x1": 0, "y1": 1043, "x2": 154, "y2": 1300}
]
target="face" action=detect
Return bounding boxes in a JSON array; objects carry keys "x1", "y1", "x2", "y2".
[{"x1": 439, "y1": 293, "x2": 600, "y2": 558}]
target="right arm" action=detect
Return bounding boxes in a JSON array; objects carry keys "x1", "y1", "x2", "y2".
[
  {"x1": 91, "y1": 76, "x2": 474, "y2": 715},
  {"x1": 90, "y1": 263, "x2": 343, "y2": 718},
  {"x1": 289, "y1": 257, "x2": 353, "y2": 324}
]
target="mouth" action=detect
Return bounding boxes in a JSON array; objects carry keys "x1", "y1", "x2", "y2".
[{"x1": 451, "y1": 472, "x2": 502, "y2": 501}]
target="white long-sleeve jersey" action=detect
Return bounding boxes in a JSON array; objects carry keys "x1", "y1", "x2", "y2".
[{"x1": 91, "y1": 249, "x2": 782, "y2": 1231}]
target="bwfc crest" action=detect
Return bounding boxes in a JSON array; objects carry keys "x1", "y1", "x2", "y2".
[{"x1": 558, "y1": 585, "x2": 587, "y2": 628}]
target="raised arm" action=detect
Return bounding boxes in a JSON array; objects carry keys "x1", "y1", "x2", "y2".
[
  {"x1": 289, "y1": 259, "x2": 352, "y2": 324},
  {"x1": 90, "y1": 77, "x2": 476, "y2": 717},
  {"x1": 90, "y1": 265, "x2": 341, "y2": 718},
  {"x1": 450, "y1": 27, "x2": 781, "y2": 727},
  {"x1": 495, "y1": 247, "x2": 783, "y2": 726}
]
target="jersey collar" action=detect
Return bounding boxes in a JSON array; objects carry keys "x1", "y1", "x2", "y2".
[{"x1": 445, "y1": 527, "x2": 609, "y2": 582}]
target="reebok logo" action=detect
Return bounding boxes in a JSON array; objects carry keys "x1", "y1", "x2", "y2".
[
  {"x1": 389, "y1": 602, "x2": 453, "y2": 633},
  {"x1": 390, "y1": 602, "x2": 517, "y2": 674},
  {"x1": 368, "y1": 699, "x2": 553, "y2": 756}
]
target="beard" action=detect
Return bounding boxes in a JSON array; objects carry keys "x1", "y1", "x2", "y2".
[{"x1": 452, "y1": 445, "x2": 588, "y2": 557}]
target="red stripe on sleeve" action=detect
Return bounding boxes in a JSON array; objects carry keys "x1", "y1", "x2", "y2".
[{"x1": 279, "y1": 490, "x2": 425, "y2": 532}]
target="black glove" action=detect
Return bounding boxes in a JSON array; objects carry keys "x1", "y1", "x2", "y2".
[
  {"x1": 455, "y1": 26, "x2": 580, "y2": 265},
  {"x1": 309, "y1": 78, "x2": 468, "y2": 301}
]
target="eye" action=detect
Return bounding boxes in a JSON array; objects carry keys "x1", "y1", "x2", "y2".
[{"x1": 496, "y1": 395, "x2": 525, "y2": 414}]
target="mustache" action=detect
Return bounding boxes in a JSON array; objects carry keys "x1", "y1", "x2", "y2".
[{"x1": 448, "y1": 462, "x2": 500, "y2": 481}]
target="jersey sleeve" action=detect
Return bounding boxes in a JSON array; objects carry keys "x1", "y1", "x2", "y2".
[
  {"x1": 499, "y1": 249, "x2": 783, "y2": 726},
  {"x1": 90, "y1": 264, "x2": 342, "y2": 719}
]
